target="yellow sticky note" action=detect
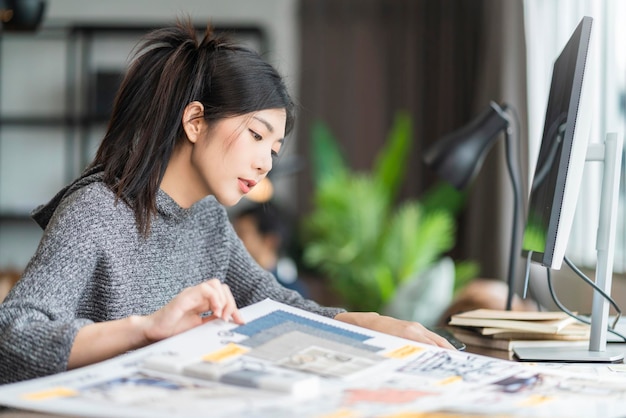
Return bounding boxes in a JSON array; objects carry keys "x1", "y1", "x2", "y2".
[
  {"x1": 437, "y1": 375, "x2": 462, "y2": 386},
  {"x1": 382, "y1": 413, "x2": 478, "y2": 418},
  {"x1": 202, "y1": 343, "x2": 248, "y2": 363},
  {"x1": 315, "y1": 409, "x2": 359, "y2": 418},
  {"x1": 520, "y1": 394, "x2": 552, "y2": 406},
  {"x1": 21, "y1": 387, "x2": 77, "y2": 401},
  {"x1": 385, "y1": 345, "x2": 424, "y2": 359}
]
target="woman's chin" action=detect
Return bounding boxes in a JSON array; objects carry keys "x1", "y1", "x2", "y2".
[{"x1": 216, "y1": 194, "x2": 244, "y2": 207}]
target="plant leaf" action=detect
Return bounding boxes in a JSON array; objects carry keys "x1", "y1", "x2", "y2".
[
  {"x1": 310, "y1": 121, "x2": 347, "y2": 187},
  {"x1": 453, "y1": 260, "x2": 480, "y2": 293},
  {"x1": 300, "y1": 112, "x2": 476, "y2": 312},
  {"x1": 372, "y1": 111, "x2": 412, "y2": 202},
  {"x1": 420, "y1": 181, "x2": 467, "y2": 216}
]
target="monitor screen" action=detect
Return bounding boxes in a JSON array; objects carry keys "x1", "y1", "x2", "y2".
[{"x1": 522, "y1": 16, "x2": 593, "y2": 270}]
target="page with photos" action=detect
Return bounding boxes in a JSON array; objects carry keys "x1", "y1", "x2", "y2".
[{"x1": 1, "y1": 299, "x2": 626, "y2": 417}]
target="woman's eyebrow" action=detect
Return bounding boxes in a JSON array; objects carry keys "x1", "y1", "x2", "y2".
[{"x1": 252, "y1": 116, "x2": 274, "y2": 133}]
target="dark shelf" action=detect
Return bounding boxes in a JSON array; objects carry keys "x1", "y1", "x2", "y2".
[
  {"x1": 0, "y1": 212, "x2": 35, "y2": 223},
  {"x1": 0, "y1": 116, "x2": 109, "y2": 127},
  {"x1": 0, "y1": 23, "x2": 267, "y2": 134}
]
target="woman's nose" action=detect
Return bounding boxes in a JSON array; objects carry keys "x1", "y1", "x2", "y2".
[{"x1": 255, "y1": 151, "x2": 273, "y2": 174}]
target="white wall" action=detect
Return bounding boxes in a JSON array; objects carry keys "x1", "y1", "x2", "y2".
[{"x1": 0, "y1": 0, "x2": 299, "y2": 270}]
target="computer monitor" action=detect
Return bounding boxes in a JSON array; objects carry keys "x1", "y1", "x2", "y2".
[
  {"x1": 516, "y1": 16, "x2": 625, "y2": 362},
  {"x1": 521, "y1": 16, "x2": 593, "y2": 270}
]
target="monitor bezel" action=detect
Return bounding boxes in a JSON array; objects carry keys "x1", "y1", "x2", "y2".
[{"x1": 522, "y1": 16, "x2": 593, "y2": 270}]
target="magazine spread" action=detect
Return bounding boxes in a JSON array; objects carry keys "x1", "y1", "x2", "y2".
[{"x1": 1, "y1": 299, "x2": 626, "y2": 417}]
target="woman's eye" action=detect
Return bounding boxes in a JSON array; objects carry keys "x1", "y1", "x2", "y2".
[
  {"x1": 272, "y1": 140, "x2": 284, "y2": 158},
  {"x1": 250, "y1": 130, "x2": 262, "y2": 141}
]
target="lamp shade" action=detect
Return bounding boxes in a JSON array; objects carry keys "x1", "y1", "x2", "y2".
[
  {"x1": 423, "y1": 101, "x2": 510, "y2": 189},
  {"x1": 0, "y1": 0, "x2": 46, "y2": 31}
]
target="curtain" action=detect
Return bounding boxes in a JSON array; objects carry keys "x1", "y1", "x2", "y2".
[{"x1": 296, "y1": 0, "x2": 528, "y2": 285}]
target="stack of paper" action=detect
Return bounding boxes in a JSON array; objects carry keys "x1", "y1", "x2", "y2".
[
  {"x1": 448, "y1": 309, "x2": 590, "y2": 351},
  {"x1": 3, "y1": 300, "x2": 626, "y2": 417}
]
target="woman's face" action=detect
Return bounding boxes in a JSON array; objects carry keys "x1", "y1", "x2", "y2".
[{"x1": 190, "y1": 108, "x2": 286, "y2": 207}]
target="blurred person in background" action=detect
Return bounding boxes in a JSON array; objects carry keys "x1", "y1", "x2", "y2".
[{"x1": 232, "y1": 202, "x2": 309, "y2": 298}]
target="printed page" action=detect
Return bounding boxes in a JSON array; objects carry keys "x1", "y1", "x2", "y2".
[{"x1": 1, "y1": 299, "x2": 626, "y2": 417}]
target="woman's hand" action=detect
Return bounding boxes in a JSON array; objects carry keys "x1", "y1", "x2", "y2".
[
  {"x1": 334, "y1": 312, "x2": 455, "y2": 349},
  {"x1": 70, "y1": 279, "x2": 244, "y2": 370},
  {"x1": 142, "y1": 279, "x2": 245, "y2": 343}
]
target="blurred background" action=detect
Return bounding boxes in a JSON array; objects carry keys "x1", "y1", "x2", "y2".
[{"x1": 0, "y1": 0, "x2": 625, "y2": 324}]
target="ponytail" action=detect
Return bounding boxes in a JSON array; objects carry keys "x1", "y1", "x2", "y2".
[{"x1": 89, "y1": 18, "x2": 294, "y2": 236}]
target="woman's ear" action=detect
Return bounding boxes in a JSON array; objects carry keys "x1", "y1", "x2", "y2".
[{"x1": 182, "y1": 101, "x2": 206, "y2": 144}]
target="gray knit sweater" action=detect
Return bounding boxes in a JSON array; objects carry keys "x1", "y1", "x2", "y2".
[{"x1": 0, "y1": 171, "x2": 344, "y2": 384}]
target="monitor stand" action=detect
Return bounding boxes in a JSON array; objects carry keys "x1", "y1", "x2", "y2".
[
  {"x1": 514, "y1": 346, "x2": 624, "y2": 363},
  {"x1": 515, "y1": 133, "x2": 624, "y2": 363}
]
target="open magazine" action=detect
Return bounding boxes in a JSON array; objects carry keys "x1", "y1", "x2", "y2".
[{"x1": 1, "y1": 299, "x2": 626, "y2": 417}]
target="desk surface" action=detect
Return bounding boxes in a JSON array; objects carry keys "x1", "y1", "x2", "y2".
[{"x1": 0, "y1": 409, "x2": 61, "y2": 418}]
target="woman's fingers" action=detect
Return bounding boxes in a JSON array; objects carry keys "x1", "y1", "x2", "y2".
[
  {"x1": 197, "y1": 279, "x2": 242, "y2": 323},
  {"x1": 221, "y1": 285, "x2": 245, "y2": 324},
  {"x1": 334, "y1": 312, "x2": 455, "y2": 350},
  {"x1": 147, "y1": 279, "x2": 242, "y2": 340},
  {"x1": 414, "y1": 326, "x2": 455, "y2": 349},
  {"x1": 395, "y1": 321, "x2": 453, "y2": 349}
]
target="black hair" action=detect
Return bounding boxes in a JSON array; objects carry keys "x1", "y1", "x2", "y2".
[{"x1": 88, "y1": 18, "x2": 295, "y2": 236}]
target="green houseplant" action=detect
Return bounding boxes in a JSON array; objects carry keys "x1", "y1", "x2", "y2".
[{"x1": 300, "y1": 112, "x2": 477, "y2": 314}]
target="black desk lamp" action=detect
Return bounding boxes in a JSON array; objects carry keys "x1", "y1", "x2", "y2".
[
  {"x1": 0, "y1": 0, "x2": 46, "y2": 31},
  {"x1": 423, "y1": 101, "x2": 523, "y2": 310}
]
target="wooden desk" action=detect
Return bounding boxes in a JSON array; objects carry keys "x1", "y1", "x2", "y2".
[
  {"x1": 465, "y1": 344, "x2": 517, "y2": 360},
  {"x1": 0, "y1": 409, "x2": 62, "y2": 418}
]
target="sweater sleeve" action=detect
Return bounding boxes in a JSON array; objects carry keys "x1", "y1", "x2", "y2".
[
  {"x1": 0, "y1": 190, "x2": 101, "y2": 384},
  {"x1": 221, "y1": 219, "x2": 346, "y2": 319}
]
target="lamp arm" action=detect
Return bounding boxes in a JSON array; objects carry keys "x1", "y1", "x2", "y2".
[{"x1": 503, "y1": 116, "x2": 524, "y2": 310}]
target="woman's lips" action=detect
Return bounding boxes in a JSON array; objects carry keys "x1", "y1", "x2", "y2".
[{"x1": 238, "y1": 178, "x2": 257, "y2": 194}]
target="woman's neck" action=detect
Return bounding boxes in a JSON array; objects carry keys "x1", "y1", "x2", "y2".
[{"x1": 160, "y1": 143, "x2": 204, "y2": 209}]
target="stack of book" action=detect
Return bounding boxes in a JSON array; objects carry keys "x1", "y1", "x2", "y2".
[{"x1": 447, "y1": 309, "x2": 590, "y2": 352}]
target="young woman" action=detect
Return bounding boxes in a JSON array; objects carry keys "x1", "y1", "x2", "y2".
[{"x1": 0, "y1": 20, "x2": 452, "y2": 384}]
